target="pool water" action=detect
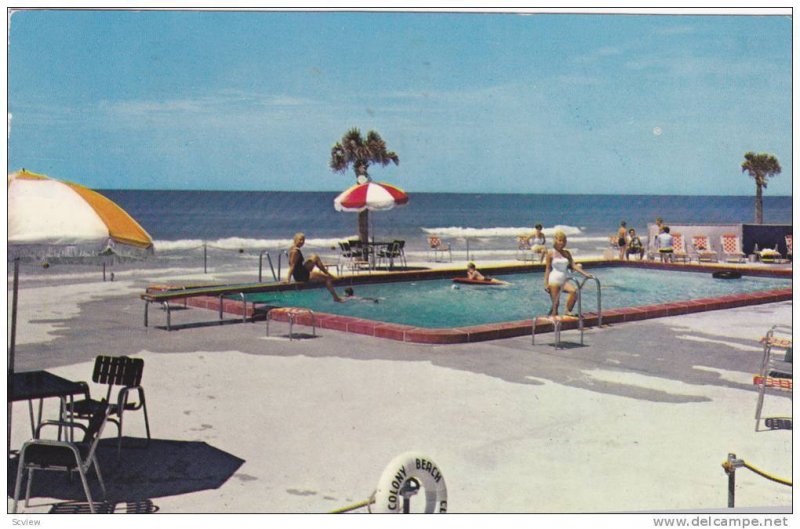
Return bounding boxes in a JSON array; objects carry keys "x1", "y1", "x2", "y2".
[{"x1": 241, "y1": 268, "x2": 790, "y2": 329}]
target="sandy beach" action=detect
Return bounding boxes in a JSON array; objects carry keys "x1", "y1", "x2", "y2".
[{"x1": 6, "y1": 261, "x2": 792, "y2": 516}]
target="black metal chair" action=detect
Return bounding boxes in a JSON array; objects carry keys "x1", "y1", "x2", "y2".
[
  {"x1": 65, "y1": 355, "x2": 151, "y2": 455},
  {"x1": 13, "y1": 404, "x2": 112, "y2": 513},
  {"x1": 377, "y1": 240, "x2": 407, "y2": 269}
]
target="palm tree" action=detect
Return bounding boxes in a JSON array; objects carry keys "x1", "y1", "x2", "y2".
[
  {"x1": 741, "y1": 152, "x2": 782, "y2": 224},
  {"x1": 330, "y1": 128, "x2": 399, "y2": 242}
]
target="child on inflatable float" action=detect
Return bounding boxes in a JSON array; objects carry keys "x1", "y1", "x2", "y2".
[{"x1": 453, "y1": 262, "x2": 510, "y2": 286}]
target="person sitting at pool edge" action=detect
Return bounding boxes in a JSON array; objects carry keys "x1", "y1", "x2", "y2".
[
  {"x1": 544, "y1": 230, "x2": 594, "y2": 317},
  {"x1": 656, "y1": 226, "x2": 674, "y2": 263},
  {"x1": 466, "y1": 262, "x2": 486, "y2": 281},
  {"x1": 528, "y1": 224, "x2": 547, "y2": 263},
  {"x1": 626, "y1": 228, "x2": 645, "y2": 261},
  {"x1": 288, "y1": 232, "x2": 343, "y2": 302}
]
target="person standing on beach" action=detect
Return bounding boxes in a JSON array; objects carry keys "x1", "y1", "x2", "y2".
[
  {"x1": 656, "y1": 226, "x2": 674, "y2": 263},
  {"x1": 288, "y1": 233, "x2": 343, "y2": 302},
  {"x1": 617, "y1": 221, "x2": 628, "y2": 260},
  {"x1": 544, "y1": 230, "x2": 594, "y2": 317}
]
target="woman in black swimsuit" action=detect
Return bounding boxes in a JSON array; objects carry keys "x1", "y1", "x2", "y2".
[{"x1": 288, "y1": 233, "x2": 343, "y2": 302}]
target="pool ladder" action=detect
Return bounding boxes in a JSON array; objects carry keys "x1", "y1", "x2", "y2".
[
  {"x1": 258, "y1": 250, "x2": 288, "y2": 282},
  {"x1": 533, "y1": 275, "x2": 602, "y2": 348}
]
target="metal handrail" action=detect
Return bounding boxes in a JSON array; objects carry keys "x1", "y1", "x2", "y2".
[
  {"x1": 258, "y1": 250, "x2": 279, "y2": 282},
  {"x1": 576, "y1": 275, "x2": 603, "y2": 326},
  {"x1": 533, "y1": 273, "x2": 602, "y2": 348}
]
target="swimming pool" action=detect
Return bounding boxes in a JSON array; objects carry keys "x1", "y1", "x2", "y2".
[{"x1": 240, "y1": 266, "x2": 791, "y2": 329}]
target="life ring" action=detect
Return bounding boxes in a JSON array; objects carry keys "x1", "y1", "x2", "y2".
[
  {"x1": 371, "y1": 452, "x2": 448, "y2": 513},
  {"x1": 712, "y1": 271, "x2": 742, "y2": 279},
  {"x1": 452, "y1": 277, "x2": 508, "y2": 286}
]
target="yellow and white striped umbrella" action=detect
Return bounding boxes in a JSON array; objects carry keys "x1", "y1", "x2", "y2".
[{"x1": 8, "y1": 169, "x2": 154, "y2": 259}]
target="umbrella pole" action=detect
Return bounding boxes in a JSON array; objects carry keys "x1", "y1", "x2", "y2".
[
  {"x1": 9, "y1": 257, "x2": 19, "y2": 375},
  {"x1": 8, "y1": 257, "x2": 19, "y2": 454}
]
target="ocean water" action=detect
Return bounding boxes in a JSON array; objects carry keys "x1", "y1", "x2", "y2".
[{"x1": 98, "y1": 190, "x2": 791, "y2": 273}]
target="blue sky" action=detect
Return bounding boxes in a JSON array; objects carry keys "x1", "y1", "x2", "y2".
[{"x1": 7, "y1": 10, "x2": 792, "y2": 195}]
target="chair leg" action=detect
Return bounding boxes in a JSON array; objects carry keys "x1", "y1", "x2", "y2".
[
  {"x1": 12, "y1": 451, "x2": 27, "y2": 513},
  {"x1": 25, "y1": 467, "x2": 34, "y2": 507},
  {"x1": 76, "y1": 466, "x2": 96, "y2": 513},
  {"x1": 117, "y1": 411, "x2": 125, "y2": 456},
  {"x1": 141, "y1": 398, "x2": 152, "y2": 443},
  {"x1": 90, "y1": 455, "x2": 107, "y2": 499}
]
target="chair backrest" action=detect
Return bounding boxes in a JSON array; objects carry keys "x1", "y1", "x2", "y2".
[
  {"x1": 692, "y1": 235, "x2": 709, "y2": 250},
  {"x1": 428, "y1": 236, "x2": 442, "y2": 249},
  {"x1": 608, "y1": 235, "x2": 620, "y2": 249},
  {"x1": 720, "y1": 233, "x2": 740, "y2": 254},
  {"x1": 518, "y1": 235, "x2": 531, "y2": 250},
  {"x1": 395, "y1": 240, "x2": 405, "y2": 250},
  {"x1": 785, "y1": 235, "x2": 792, "y2": 253},
  {"x1": 672, "y1": 233, "x2": 685, "y2": 251},
  {"x1": 92, "y1": 355, "x2": 144, "y2": 389}
]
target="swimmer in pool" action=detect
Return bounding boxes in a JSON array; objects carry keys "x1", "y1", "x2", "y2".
[
  {"x1": 343, "y1": 287, "x2": 379, "y2": 303},
  {"x1": 544, "y1": 230, "x2": 594, "y2": 317}
]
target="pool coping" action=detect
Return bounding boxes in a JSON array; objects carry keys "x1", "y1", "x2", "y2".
[{"x1": 147, "y1": 260, "x2": 792, "y2": 344}]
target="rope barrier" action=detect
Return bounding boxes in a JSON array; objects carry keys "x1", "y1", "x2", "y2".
[
  {"x1": 329, "y1": 496, "x2": 374, "y2": 514},
  {"x1": 741, "y1": 460, "x2": 792, "y2": 487},
  {"x1": 722, "y1": 453, "x2": 791, "y2": 508}
]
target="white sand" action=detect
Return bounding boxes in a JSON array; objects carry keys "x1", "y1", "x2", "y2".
[{"x1": 6, "y1": 270, "x2": 793, "y2": 515}]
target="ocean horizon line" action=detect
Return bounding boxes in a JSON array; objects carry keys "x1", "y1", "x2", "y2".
[{"x1": 97, "y1": 188, "x2": 794, "y2": 199}]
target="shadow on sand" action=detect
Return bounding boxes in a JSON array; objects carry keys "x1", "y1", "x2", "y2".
[{"x1": 8, "y1": 437, "x2": 245, "y2": 513}]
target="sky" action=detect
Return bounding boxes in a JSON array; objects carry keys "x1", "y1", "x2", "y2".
[{"x1": 6, "y1": 8, "x2": 793, "y2": 195}]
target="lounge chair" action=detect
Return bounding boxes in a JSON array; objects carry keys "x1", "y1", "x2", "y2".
[
  {"x1": 720, "y1": 233, "x2": 746, "y2": 263},
  {"x1": 13, "y1": 404, "x2": 113, "y2": 513},
  {"x1": 427, "y1": 236, "x2": 452, "y2": 263},
  {"x1": 754, "y1": 325, "x2": 792, "y2": 431},
  {"x1": 64, "y1": 355, "x2": 151, "y2": 456},
  {"x1": 691, "y1": 235, "x2": 718, "y2": 263},
  {"x1": 670, "y1": 232, "x2": 689, "y2": 263}
]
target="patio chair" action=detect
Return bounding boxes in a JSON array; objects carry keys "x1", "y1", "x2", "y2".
[
  {"x1": 377, "y1": 240, "x2": 407, "y2": 269},
  {"x1": 753, "y1": 325, "x2": 792, "y2": 431},
  {"x1": 338, "y1": 240, "x2": 370, "y2": 274},
  {"x1": 64, "y1": 355, "x2": 151, "y2": 456},
  {"x1": 516, "y1": 235, "x2": 533, "y2": 261},
  {"x1": 691, "y1": 235, "x2": 718, "y2": 263},
  {"x1": 720, "y1": 233, "x2": 746, "y2": 263},
  {"x1": 785, "y1": 234, "x2": 792, "y2": 260},
  {"x1": 670, "y1": 233, "x2": 689, "y2": 263},
  {"x1": 427, "y1": 236, "x2": 452, "y2": 263},
  {"x1": 13, "y1": 403, "x2": 112, "y2": 514}
]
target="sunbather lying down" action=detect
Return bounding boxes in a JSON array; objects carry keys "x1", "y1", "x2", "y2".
[{"x1": 288, "y1": 232, "x2": 342, "y2": 302}]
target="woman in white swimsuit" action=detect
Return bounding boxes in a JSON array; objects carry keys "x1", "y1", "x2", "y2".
[{"x1": 544, "y1": 230, "x2": 594, "y2": 317}]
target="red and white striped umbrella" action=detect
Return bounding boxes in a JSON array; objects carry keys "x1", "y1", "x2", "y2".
[{"x1": 333, "y1": 181, "x2": 409, "y2": 212}]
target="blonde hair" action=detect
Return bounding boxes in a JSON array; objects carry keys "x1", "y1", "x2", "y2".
[
  {"x1": 553, "y1": 230, "x2": 567, "y2": 242},
  {"x1": 293, "y1": 232, "x2": 305, "y2": 244}
]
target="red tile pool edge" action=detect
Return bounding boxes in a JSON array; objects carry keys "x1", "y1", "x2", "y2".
[
  {"x1": 171, "y1": 286, "x2": 792, "y2": 344},
  {"x1": 148, "y1": 260, "x2": 792, "y2": 344}
]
